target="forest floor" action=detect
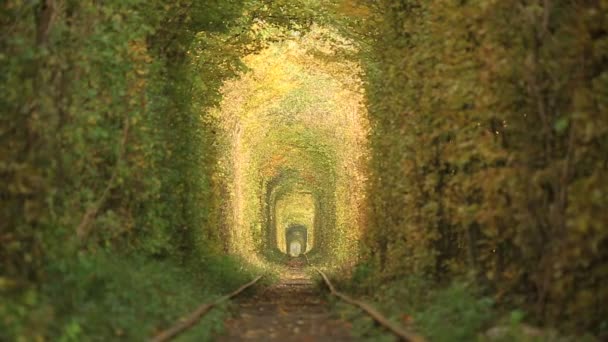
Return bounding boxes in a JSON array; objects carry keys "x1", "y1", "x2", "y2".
[{"x1": 216, "y1": 259, "x2": 354, "y2": 341}]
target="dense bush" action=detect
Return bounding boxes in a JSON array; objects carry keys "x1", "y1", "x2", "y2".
[
  {"x1": 0, "y1": 0, "x2": 308, "y2": 339},
  {"x1": 2, "y1": 252, "x2": 251, "y2": 341},
  {"x1": 359, "y1": 0, "x2": 608, "y2": 333}
]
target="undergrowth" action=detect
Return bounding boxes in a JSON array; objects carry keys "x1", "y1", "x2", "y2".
[
  {"x1": 332, "y1": 274, "x2": 494, "y2": 341},
  {"x1": 1, "y1": 252, "x2": 259, "y2": 341},
  {"x1": 331, "y1": 263, "x2": 599, "y2": 341}
]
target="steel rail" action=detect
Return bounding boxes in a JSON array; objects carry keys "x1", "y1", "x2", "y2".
[
  {"x1": 150, "y1": 275, "x2": 263, "y2": 342},
  {"x1": 305, "y1": 256, "x2": 425, "y2": 342}
]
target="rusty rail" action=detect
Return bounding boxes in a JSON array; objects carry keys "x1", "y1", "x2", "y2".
[
  {"x1": 306, "y1": 257, "x2": 425, "y2": 342},
  {"x1": 150, "y1": 275, "x2": 263, "y2": 342}
]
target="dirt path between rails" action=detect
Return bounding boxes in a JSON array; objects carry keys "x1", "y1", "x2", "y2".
[{"x1": 216, "y1": 260, "x2": 354, "y2": 341}]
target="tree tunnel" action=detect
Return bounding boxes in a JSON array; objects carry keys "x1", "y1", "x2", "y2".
[
  {"x1": 257, "y1": 135, "x2": 337, "y2": 260},
  {"x1": 213, "y1": 26, "x2": 369, "y2": 267}
]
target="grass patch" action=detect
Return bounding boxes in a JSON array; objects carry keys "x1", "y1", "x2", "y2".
[
  {"x1": 332, "y1": 268, "x2": 600, "y2": 341},
  {"x1": 1, "y1": 251, "x2": 259, "y2": 341},
  {"x1": 332, "y1": 273, "x2": 495, "y2": 342}
]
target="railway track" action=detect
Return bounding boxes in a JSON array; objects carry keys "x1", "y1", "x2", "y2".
[
  {"x1": 150, "y1": 258, "x2": 425, "y2": 342},
  {"x1": 150, "y1": 275, "x2": 263, "y2": 342},
  {"x1": 311, "y1": 265, "x2": 425, "y2": 342}
]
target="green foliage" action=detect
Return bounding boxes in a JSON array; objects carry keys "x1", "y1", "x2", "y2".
[
  {"x1": 354, "y1": 0, "x2": 608, "y2": 334},
  {"x1": 351, "y1": 279, "x2": 599, "y2": 341},
  {"x1": 1, "y1": 0, "x2": 321, "y2": 338},
  {"x1": 1, "y1": 251, "x2": 248, "y2": 341},
  {"x1": 214, "y1": 30, "x2": 368, "y2": 264},
  {"x1": 334, "y1": 277, "x2": 494, "y2": 342},
  {"x1": 2, "y1": 0, "x2": 605, "y2": 339},
  {"x1": 415, "y1": 284, "x2": 494, "y2": 342}
]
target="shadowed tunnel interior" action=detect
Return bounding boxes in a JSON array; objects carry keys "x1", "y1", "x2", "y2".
[{"x1": 285, "y1": 225, "x2": 307, "y2": 257}]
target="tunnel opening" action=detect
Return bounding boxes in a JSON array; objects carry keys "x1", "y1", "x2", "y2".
[
  {"x1": 286, "y1": 225, "x2": 308, "y2": 257},
  {"x1": 274, "y1": 191, "x2": 314, "y2": 255}
]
